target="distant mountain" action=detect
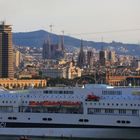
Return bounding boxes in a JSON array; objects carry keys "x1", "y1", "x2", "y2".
[{"x1": 13, "y1": 30, "x2": 140, "y2": 56}]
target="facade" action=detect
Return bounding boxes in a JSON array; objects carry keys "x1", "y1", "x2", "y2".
[
  {"x1": 108, "y1": 50, "x2": 116, "y2": 62},
  {"x1": 67, "y1": 62, "x2": 82, "y2": 79},
  {"x1": 42, "y1": 35, "x2": 65, "y2": 60},
  {"x1": 0, "y1": 22, "x2": 14, "y2": 78},
  {"x1": 132, "y1": 59, "x2": 140, "y2": 70},
  {"x1": 13, "y1": 49, "x2": 22, "y2": 68},
  {"x1": 0, "y1": 79, "x2": 46, "y2": 89},
  {"x1": 42, "y1": 67, "x2": 67, "y2": 78}
]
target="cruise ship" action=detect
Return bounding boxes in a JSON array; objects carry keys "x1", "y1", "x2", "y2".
[{"x1": 0, "y1": 84, "x2": 140, "y2": 139}]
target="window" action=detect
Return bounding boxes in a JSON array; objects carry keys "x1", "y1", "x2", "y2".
[
  {"x1": 48, "y1": 118, "x2": 52, "y2": 121},
  {"x1": 84, "y1": 119, "x2": 89, "y2": 122},
  {"x1": 132, "y1": 110, "x2": 138, "y2": 115},
  {"x1": 79, "y1": 119, "x2": 83, "y2": 122},
  {"x1": 119, "y1": 109, "x2": 126, "y2": 114}
]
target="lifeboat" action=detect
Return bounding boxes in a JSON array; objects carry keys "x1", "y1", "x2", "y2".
[
  {"x1": 42, "y1": 101, "x2": 60, "y2": 107},
  {"x1": 29, "y1": 101, "x2": 40, "y2": 106},
  {"x1": 61, "y1": 101, "x2": 81, "y2": 108},
  {"x1": 86, "y1": 94, "x2": 100, "y2": 101}
]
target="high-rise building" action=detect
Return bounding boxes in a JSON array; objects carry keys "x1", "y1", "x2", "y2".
[
  {"x1": 99, "y1": 50, "x2": 106, "y2": 66},
  {"x1": 87, "y1": 50, "x2": 93, "y2": 67},
  {"x1": 108, "y1": 50, "x2": 116, "y2": 62},
  {"x1": 77, "y1": 40, "x2": 86, "y2": 68},
  {"x1": 0, "y1": 22, "x2": 14, "y2": 78}
]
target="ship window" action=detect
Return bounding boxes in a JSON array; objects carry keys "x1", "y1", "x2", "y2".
[
  {"x1": 8, "y1": 117, "x2": 17, "y2": 120},
  {"x1": 49, "y1": 91, "x2": 53, "y2": 94},
  {"x1": 28, "y1": 118, "x2": 30, "y2": 120},
  {"x1": 59, "y1": 91, "x2": 63, "y2": 94},
  {"x1": 43, "y1": 90, "x2": 48, "y2": 94},
  {"x1": 48, "y1": 118, "x2": 52, "y2": 121},
  {"x1": 2, "y1": 101, "x2": 4, "y2": 103},
  {"x1": 8, "y1": 117, "x2": 12, "y2": 120},
  {"x1": 122, "y1": 121, "x2": 125, "y2": 124},
  {"x1": 42, "y1": 118, "x2": 47, "y2": 121},
  {"x1": 126, "y1": 121, "x2": 130, "y2": 124},
  {"x1": 132, "y1": 110, "x2": 138, "y2": 115},
  {"x1": 117, "y1": 120, "x2": 120, "y2": 123},
  {"x1": 105, "y1": 109, "x2": 114, "y2": 114},
  {"x1": 79, "y1": 119, "x2": 83, "y2": 122},
  {"x1": 119, "y1": 109, "x2": 126, "y2": 114},
  {"x1": 84, "y1": 119, "x2": 89, "y2": 122},
  {"x1": 13, "y1": 117, "x2": 17, "y2": 120}
]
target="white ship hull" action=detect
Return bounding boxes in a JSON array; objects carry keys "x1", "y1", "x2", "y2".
[
  {"x1": 0, "y1": 84, "x2": 140, "y2": 139},
  {"x1": 0, "y1": 128, "x2": 140, "y2": 139}
]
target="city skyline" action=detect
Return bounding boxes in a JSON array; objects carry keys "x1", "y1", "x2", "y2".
[{"x1": 0, "y1": 0, "x2": 140, "y2": 43}]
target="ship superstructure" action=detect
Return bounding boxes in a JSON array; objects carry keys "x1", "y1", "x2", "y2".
[{"x1": 0, "y1": 84, "x2": 140, "y2": 139}]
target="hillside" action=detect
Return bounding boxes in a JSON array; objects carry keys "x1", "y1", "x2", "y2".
[{"x1": 13, "y1": 30, "x2": 140, "y2": 56}]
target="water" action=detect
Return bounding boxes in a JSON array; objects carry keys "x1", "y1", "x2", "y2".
[
  {"x1": 0, "y1": 136, "x2": 131, "y2": 140},
  {"x1": 0, "y1": 136, "x2": 100, "y2": 140},
  {"x1": 0, "y1": 136, "x2": 97, "y2": 140}
]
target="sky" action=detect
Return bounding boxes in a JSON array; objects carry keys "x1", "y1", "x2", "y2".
[{"x1": 0, "y1": 0, "x2": 140, "y2": 43}]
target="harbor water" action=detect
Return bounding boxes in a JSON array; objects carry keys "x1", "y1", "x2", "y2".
[{"x1": 0, "y1": 136, "x2": 129, "y2": 140}]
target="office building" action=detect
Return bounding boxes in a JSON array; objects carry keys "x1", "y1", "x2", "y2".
[{"x1": 0, "y1": 22, "x2": 14, "y2": 78}]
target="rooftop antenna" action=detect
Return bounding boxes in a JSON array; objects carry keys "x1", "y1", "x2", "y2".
[
  {"x1": 61, "y1": 30, "x2": 65, "y2": 51},
  {"x1": 49, "y1": 24, "x2": 54, "y2": 33}
]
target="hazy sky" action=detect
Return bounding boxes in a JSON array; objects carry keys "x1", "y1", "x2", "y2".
[{"x1": 0, "y1": 0, "x2": 140, "y2": 43}]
